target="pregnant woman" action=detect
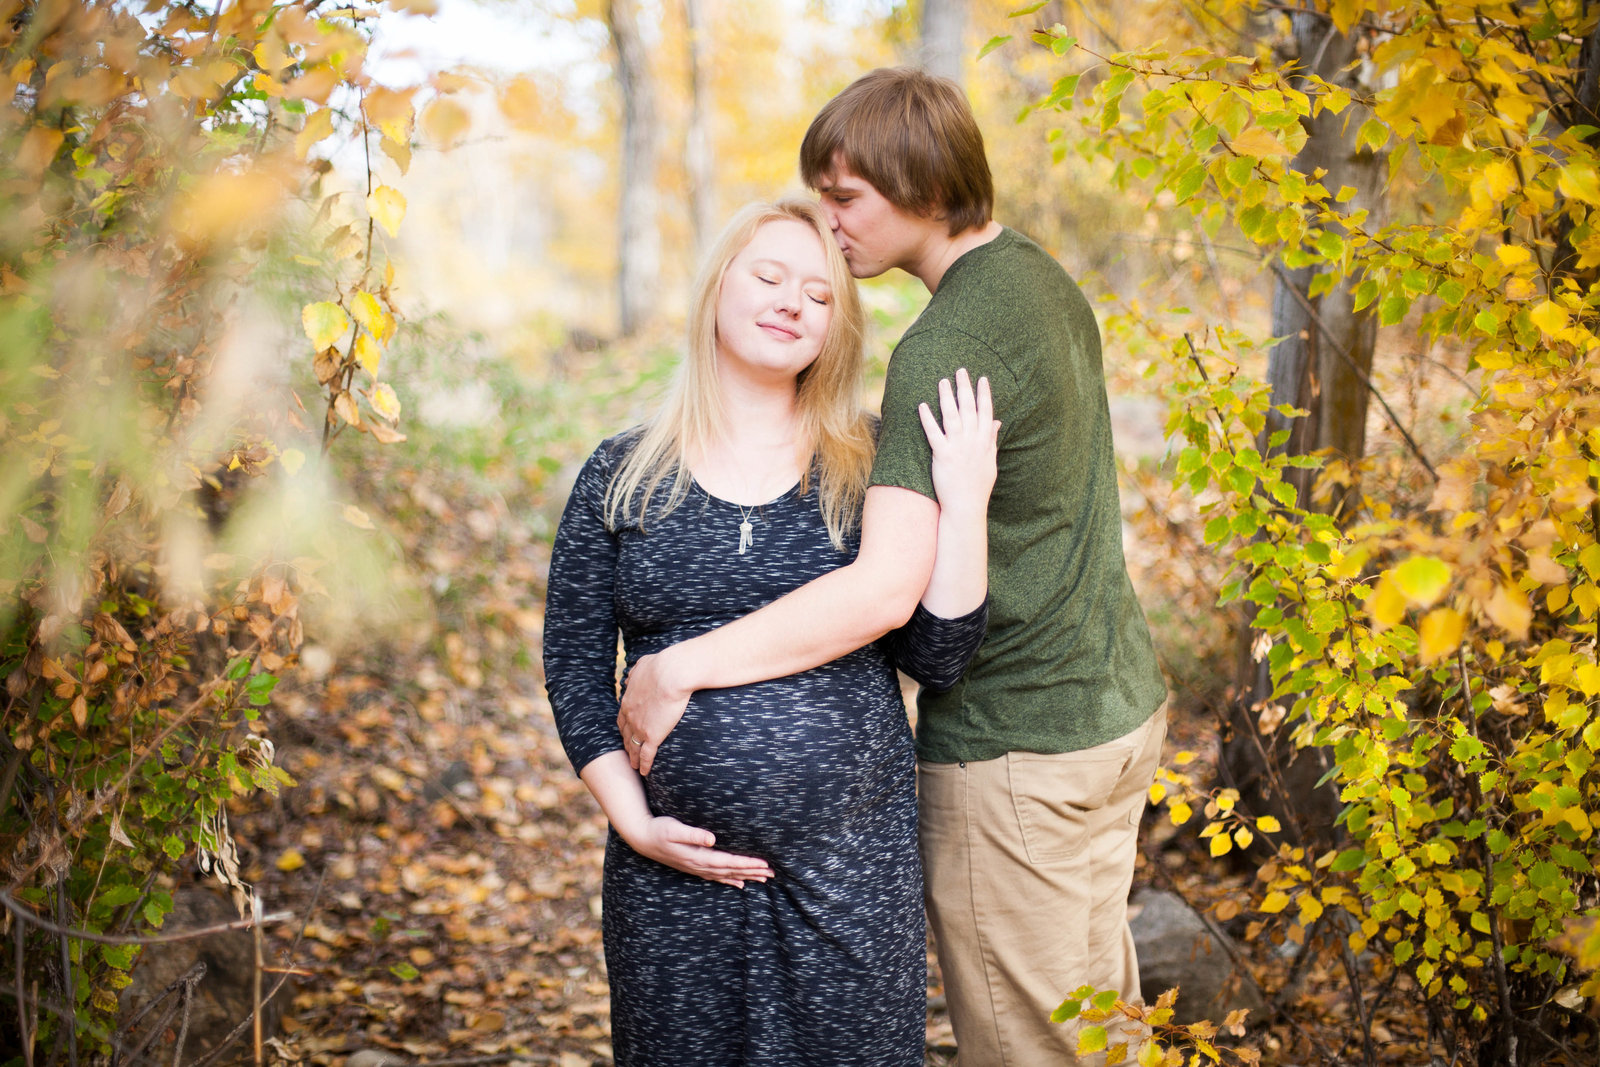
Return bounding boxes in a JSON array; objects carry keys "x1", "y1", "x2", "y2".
[{"x1": 542, "y1": 199, "x2": 995, "y2": 1066}]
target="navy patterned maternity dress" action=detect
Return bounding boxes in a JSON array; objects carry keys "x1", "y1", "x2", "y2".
[{"x1": 542, "y1": 434, "x2": 986, "y2": 1067}]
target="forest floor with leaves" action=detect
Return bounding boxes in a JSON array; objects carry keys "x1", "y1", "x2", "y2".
[{"x1": 215, "y1": 344, "x2": 1453, "y2": 1067}]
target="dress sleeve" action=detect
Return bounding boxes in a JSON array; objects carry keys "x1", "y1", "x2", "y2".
[
  {"x1": 542, "y1": 445, "x2": 625, "y2": 774},
  {"x1": 880, "y1": 598, "x2": 989, "y2": 694}
]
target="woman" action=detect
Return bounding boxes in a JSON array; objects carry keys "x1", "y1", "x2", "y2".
[{"x1": 542, "y1": 199, "x2": 996, "y2": 1066}]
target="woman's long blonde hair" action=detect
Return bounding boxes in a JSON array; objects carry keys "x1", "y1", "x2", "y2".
[{"x1": 604, "y1": 199, "x2": 874, "y2": 549}]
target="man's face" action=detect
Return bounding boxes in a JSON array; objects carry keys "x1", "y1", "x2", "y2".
[{"x1": 814, "y1": 158, "x2": 932, "y2": 280}]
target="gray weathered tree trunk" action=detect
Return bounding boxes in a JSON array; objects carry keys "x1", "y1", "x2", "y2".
[
  {"x1": 1227, "y1": 14, "x2": 1389, "y2": 846},
  {"x1": 607, "y1": 0, "x2": 660, "y2": 336},
  {"x1": 684, "y1": 0, "x2": 715, "y2": 262},
  {"x1": 919, "y1": 0, "x2": 967, "y2": 85},
  {"x1": 1262, "y1": 16, "x2": 1387, "y2": 517}
]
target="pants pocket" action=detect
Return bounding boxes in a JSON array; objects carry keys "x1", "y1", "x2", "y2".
[{"x1": 1006, "y1": 749, "x2": 1132, "y2": 864}]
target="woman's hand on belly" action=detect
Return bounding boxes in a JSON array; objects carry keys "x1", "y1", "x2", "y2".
[
  {"x1": 578, "y1": 750, "x2": 774, "y2": 888},
  {"x1": 623, "y1": 815, "x2": 775, "y2": 889}
]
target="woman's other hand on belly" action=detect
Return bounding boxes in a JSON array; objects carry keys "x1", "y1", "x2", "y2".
[{"x1": 622, "y1": 815, "x2": 775, "y2": 888}]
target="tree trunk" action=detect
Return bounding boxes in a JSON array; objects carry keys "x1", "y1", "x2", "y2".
[
  {"x1": 607, "y1": 0, "x2": 660, "y2": 336},
  {"x1": 684, "y1": 0, "x2": 715, "y2": 262},
  {"x1": 1226, "y1": 14, "x2": 1388, "y2": 848},
  {"x1": 920, "y1": 0, "x2": 967, "y2": 85}
]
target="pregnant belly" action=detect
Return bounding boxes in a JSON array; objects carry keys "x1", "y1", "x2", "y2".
[{"x1": 641, "y1": 665, "x2": 911, "y2": 859}]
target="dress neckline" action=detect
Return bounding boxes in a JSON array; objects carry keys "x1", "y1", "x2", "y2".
[{"x1": 689, "y1": 474, "x2": 803, "y2": 509}]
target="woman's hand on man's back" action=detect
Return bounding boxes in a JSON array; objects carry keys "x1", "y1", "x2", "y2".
[{"x1": 919, "y1": 367, "x2": 998, "y2": 518}]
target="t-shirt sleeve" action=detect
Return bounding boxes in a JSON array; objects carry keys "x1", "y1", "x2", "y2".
[
  {"x1": 541, "y1": 444, "x2": 625, "y2": 774},
  {"x1": 869, "y1": 325, "x2": 1017, "y2": 499},
  {"x1": 880, "y1": 598, "x2": 989, "y2": 693}
]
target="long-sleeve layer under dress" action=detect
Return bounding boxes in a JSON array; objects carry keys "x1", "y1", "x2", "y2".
[{"x1": 542, "y1": 434, "x2": 986, "y2": 1067}]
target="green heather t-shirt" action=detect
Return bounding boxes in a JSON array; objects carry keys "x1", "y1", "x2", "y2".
[{"x1": 872, "y1": 227, "x2": 1167, "y2": 763}]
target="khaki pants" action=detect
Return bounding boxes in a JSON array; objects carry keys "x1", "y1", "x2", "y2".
[{"x1": 919, "y1": 707, "x2": 1167, "y2": 1067}]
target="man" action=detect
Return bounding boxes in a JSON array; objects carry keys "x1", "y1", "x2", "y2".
[{"x1": 619, "y1": 67, "x2": 1168, "y2": 1065}]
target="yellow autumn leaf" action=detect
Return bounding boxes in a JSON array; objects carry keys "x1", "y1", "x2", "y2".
[
  {"x1": 1148, "y1": 781, "x2": 1167, "y2": 805},
  {"x1": 276, "y1": 848, "x2": 306, "y2": 872},
  {"x1": 1560, "y1": 164, "x2": 1600, "y2": 205},
  {"x1": 1418, "y1": 607, "x2": 1466, "y2": 663},
  {"x1": 369, "y1": 382, "x2": 402, "y2": 422},
  {"x1": 1233, "y1": 827, "x2": 1254, "y2": 850},
  {"x1": 367, "y1": 185, "x2": 406, "y2": 238},
  {"x1": 294, "y1": 107, "x2": 335, "y2": 160},
  {"x1": 350, "y1": 290, "x2": 385, "y2": 335},
  {"x1": 281, "y1": 448, "x2": 306, "y2": 476},
  {"x1": 335, "y1": 392, "x2": 361, "y2": 427},
  {"x1": 1485, "y1": 583, "x2": 1532, "y2": 640},
  {"x1": 1260, "y1": 890, "x2": 1291, "y2": 914},
  {"x1": 1258, "y1": 815, "x2": 1282, "y2": 833},
  {"x1": 1493, "y1": 241, "x2": 1529, "y2": 267},
  {"x1": 1169, "y1": 801, "x2": 1193, "y2": 826},
  {"x1": 1392, "y1": 555, "x2": 1451, "y2": 607},
  {"x1": 1530, "y1": 299, "x2": 1569, "y2": 336},
  {"x1": 380, "y1": 136, "x2": 412, "y2": 176},
  {"x1": 301, "y1": 301, "x2": 350, "y2": 351},
  {"x1": 1300, "y1": 895, "x2": 1324, "y2": 924},
  {"x1": 1576, "y1": 663, "x2": 1600, "y2": 696},
  {"x1": 421, "y1": 95, "x2": 470, "y2": 148},
  {"x1": 1230, "y1": 125, "x2": 1292, "y2": 159},
  {"x1": 500, "y1": 75, "x2": 542, "y2": 131},
  {"x1": 342, "y1": 504, "x2": 375, "y2": 530},
  {"x1": 355, "y1": 333, "x2": 382, "y2": 377},
  {"x1": 1575, "y1": 583, "x2": 1600, "y2": 619},
  {"x1": 17, "y1": 125, "x2": 64, "y2": 179},
  {"x1": 1367, "y1": 572, "x2": 1407, "y2": 628},
  {"x1": 1210, "y1": 833, "x2": 1233, "y2": 858}
]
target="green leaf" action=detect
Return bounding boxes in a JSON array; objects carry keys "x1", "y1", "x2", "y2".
[
  {"x1": 1173, "y1": 164, "x2": 1207, "y2": 203},
  {"x1": 1051, "y1": 998, "x2": 1083, "y2": 1023},
  {"x1": 978, "y1": 35, "x2": 1013, "y2": 61},
  {"x1": 390, "y1": 961, "x2": 420, "y2": 981},
  {"x1": 1379, "y1": 293, "x2": 1410, "y2": 326},
  {"x1": 225, "y1": 656, "x2": 251, "y2": 680},
  {"x1": 1330, "y1": 847, "x2": 1366, "y2": 872},
  {"x1": 245, "y1": 672, "x2": 278, "y2": 707},
  {"x1": 1008, "y1": 1, "x2": 1050, "y2": 14},
  {"x1": 96, "y1": 884, "x2": 142, "y2": 910},
  {"x1": 101, "y1": 943, "x2": 137, "y2": 970},
  {"x1": 1077, "y1": 1025, "x2": 1109, "y2": 1055}
]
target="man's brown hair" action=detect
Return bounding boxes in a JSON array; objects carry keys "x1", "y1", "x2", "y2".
[{"x1": 800, "y1": 67, "x2": 993, "y2": 236}]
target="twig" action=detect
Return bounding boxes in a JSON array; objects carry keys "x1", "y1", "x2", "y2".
[
  {"x1": 252, "y1": 893, "x2": 263, "y2": 1067},
  {"x1": 114, "y1": 961, "x2": 206, "y2": 1067},
  {"x1": 1333, "y1": 908, "x2": 1377, "y2": 1067},
  {"x1": 1142, "y1": 862, "x2": 1346, "y2": 1066},
  {"x1": 0, "y1": 890, "x2": 292, "y2": 944},
  {"x1": 1267, "y1": 262, "x2": 1439, "y2": 482},
  {"x1": 1457, "y1": 650, "x2": 1518, "y2": 1066},
  {"x1": 169, "y1": 972, "x2": 196, "y2": 1067},
  {"x1": 15, "y1": 912, "x2": 32, "y2": 1067},
  {"x1": 185, "y1": 865, "x2": 330, "y2": 1067}
]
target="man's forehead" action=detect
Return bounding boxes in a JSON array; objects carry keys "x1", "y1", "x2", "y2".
[{"x1": 817, "y1": 166, "x2": 872, "y2": 193}]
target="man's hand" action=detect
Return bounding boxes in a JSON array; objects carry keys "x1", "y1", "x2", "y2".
[
  {"x1": 617, "y1": 649, "x2": 691, "y2": 775},
  {"x1": 624, "y1": 815, "x2": 774, "y2": 889}
]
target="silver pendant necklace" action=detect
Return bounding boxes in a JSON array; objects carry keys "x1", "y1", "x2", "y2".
[{"x1": 737, "y1": 503, "x2": 755, "y2": 554}]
